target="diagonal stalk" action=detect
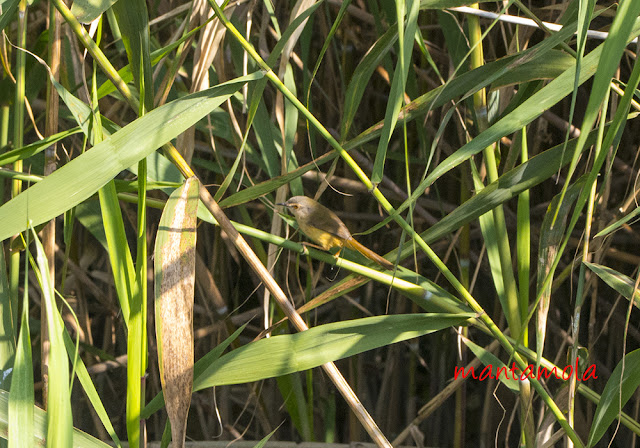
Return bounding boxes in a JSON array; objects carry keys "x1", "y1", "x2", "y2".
[{"x1": 51, "y1": 1, "x2": 391, "y2": 445}]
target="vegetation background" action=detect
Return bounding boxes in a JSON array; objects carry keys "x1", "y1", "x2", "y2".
[{"x1": 1, "y1": 0, "x2": 640, "y2": 447}]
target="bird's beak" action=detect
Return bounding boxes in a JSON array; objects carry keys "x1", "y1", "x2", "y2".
[{"x1": 277, "y1": 202, "x2": 288, "y2": 207}]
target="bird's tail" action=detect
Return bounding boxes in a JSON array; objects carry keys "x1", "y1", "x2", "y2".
[{"x1": 344, "y1": 238, "x2": 394, "y2": 270}]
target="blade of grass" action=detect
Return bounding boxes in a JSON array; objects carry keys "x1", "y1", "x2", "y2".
[
  {"x1": 553, "y1": 1, "x2": 640, "y2": 226},
  {"x1": 567, "y1": 76, "x2": 609, "y2": 443},
  {"x1": 371, "y1": 0, "x2": 419, "y2": 185},
  {"x1": 8, "y1": 0, "x2": 27, "y2": 386},
  {"x1": 461, "y1": 336, "x2": 519, "y2": 393},
  {"x1": 61, "y1": 329, "x2": 122, "y2": 448},
  {"x1": 595, "y1": 204, "x2": 640, "y2": 238},
  {"x1": 277, "y1": 374, "x2": 312, "y2": 441},
  {"x1": 112, "y1": 0, "x2": 153, "y2": 112},
  {"x1": 0, "y1": 72, "x2": 262, "y2": 242},
  {"x1": 8, "y1": 235, "x2": 31, "y2": 448},
  {"x1": 0, "y1": 241, "x2": 14, "y2": 389},
  {"x1": 110, "y1": 5, "x2": 154, "y2": 444},
  {"x1": 1, "y1": 389, "x2": 113, "y2": 447},
  {"x1": 587, "y1": 348, "x2": 640, "y2": 446},
  {"x1": 535, "y1": 177, "x2": 585, "y2": 367},
  {"x1": 98, "y1": 182, "x2": 135, "y2": 324},
  {"x1": 470, "y1": 162, "x2": 509, "y2": 326},
  {"x1": 584, "y1": 262, "x2": 640, "y2": 308},
  {"x1": 194, "y1": 314, "x2": 473, "y2": 389},
  {"x1": 30, "y1": 228, "x2": 73, "y2": 447},
  {"x1": 0, "y1": 128, "x2": 81, "y2": 166},
  {"x1": 341, "y1": 25, "x2": 397, "y2": 139},
  {"x1": 0, "y1": 0, "x2": 19, "y2": 34}
]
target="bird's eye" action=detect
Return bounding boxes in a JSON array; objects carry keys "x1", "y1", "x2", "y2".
[{"x1": 291, "y1": 205, "x2": 299, "y2": 209}]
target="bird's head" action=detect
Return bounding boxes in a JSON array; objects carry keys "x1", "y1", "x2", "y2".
[{"x1": 279, "y1": 196, "x2": 316, "y2": 220}]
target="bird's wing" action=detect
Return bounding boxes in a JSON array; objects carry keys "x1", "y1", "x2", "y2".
[{"x1": 307, "y1": 202, "x2": 351, "y2": 240}]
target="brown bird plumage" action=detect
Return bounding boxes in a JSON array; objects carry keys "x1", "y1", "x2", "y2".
[{"x1": 280, "y1": 196, "x2": 394, "y2": 270}]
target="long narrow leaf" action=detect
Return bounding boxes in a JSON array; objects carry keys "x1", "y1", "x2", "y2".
[
  {"x1": 31, "y1": 229, "x2": 73, "y2": 447},
  {"x1": 372, "y1": 0, "x2": 419, "y2": 184},
  {"x1": 341, "y1": 26, "x2": 397, "y2": 139},
  {"x1": 588, "y1": 349, "x2": 640, "y2": 446},
  {"x1": 0, "y1": 72, "x2": 263, "y2": 241},
  {"x1": 0, "y1": 390, "x2": 112, "y2": 447},
  {"x1": 556, "y1": 2, "x2": 640, "y2": 224},
  {"x1": 98, "y1": 181, "x2": 135, "y2": 323},
  {"x1": 0, "y1": 243, "x2": 14, "y2": 388},
  {"x1": 8, "y1": 243, "x2": 30, "y2": 448},
  {"x1": 584, "y1": 262, "x2": 640, "y2": 308},
  {"x1": 195, "y1": 313, "x2": 472, "y2": 389},
  {"x1": 62, "y1": 330, "x2": 122, "y2": 448}
]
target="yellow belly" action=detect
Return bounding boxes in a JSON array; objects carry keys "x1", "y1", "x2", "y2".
[{"x1": 299, "y1": 222, "x2": 344, "y2": 251}]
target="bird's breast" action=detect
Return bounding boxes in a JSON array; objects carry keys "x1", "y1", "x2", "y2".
[{"x1": 299, "y1": 222, "x2": 344, "y2": 251}]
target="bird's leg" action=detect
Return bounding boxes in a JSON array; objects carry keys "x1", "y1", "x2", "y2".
[
  {"x1": 333, "y1": 247, "x2": 344, "y2": 264},
  {"x1": 325, "y1": 247, "x2": 342, "y2": 280},
  {"x1": 300, "y1": 241, "x2": 326, "y2": 253}
]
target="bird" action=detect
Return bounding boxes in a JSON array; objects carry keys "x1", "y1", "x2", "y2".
[{"x1": 279, "y1": 196, "x2": 394, "y2": 270}]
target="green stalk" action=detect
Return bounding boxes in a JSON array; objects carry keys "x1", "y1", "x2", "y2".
[
  {"x1": 131, "y1": 57, "x2": 149, "y2": 443},
  {"x1": 467, "y1": 6, "x2": 533, "y2": 445},
  {"x1": 50, "y1": 4, "x2": 151, "y2": 442},
  {"x1": 0, "y1": 169, "x2": 43, "y2": 183},
  {"x1": 127, "y1": 155, "x2": 147, "y2": 448},
  {"x1": 0, "y1": 90, "x2": 14, "y2": 385},
  {"x1": 41, "y1": 0, "x2": 62, "y2": 413},
  {"x1": 467, "y1": 8, "x2": 522, "y2": 338},
  {"x1": 568, "y1": 86, "x2": 609, "y2": 434},
  {"x1": 516, "y1": 128, "x2": 530, "y2": 332},
  {"x1": 454, "y1": 169, "x2": 470, "y2": 448},
  {"x1": 50, "y1": 0, "x2": 137, "y2": 110},
  {"x1": 0, "y1": 103, "x2": 8, "y2": 201},
  {"x1": 9, "y1": 0, "x2": 27, "y2": 373}
]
